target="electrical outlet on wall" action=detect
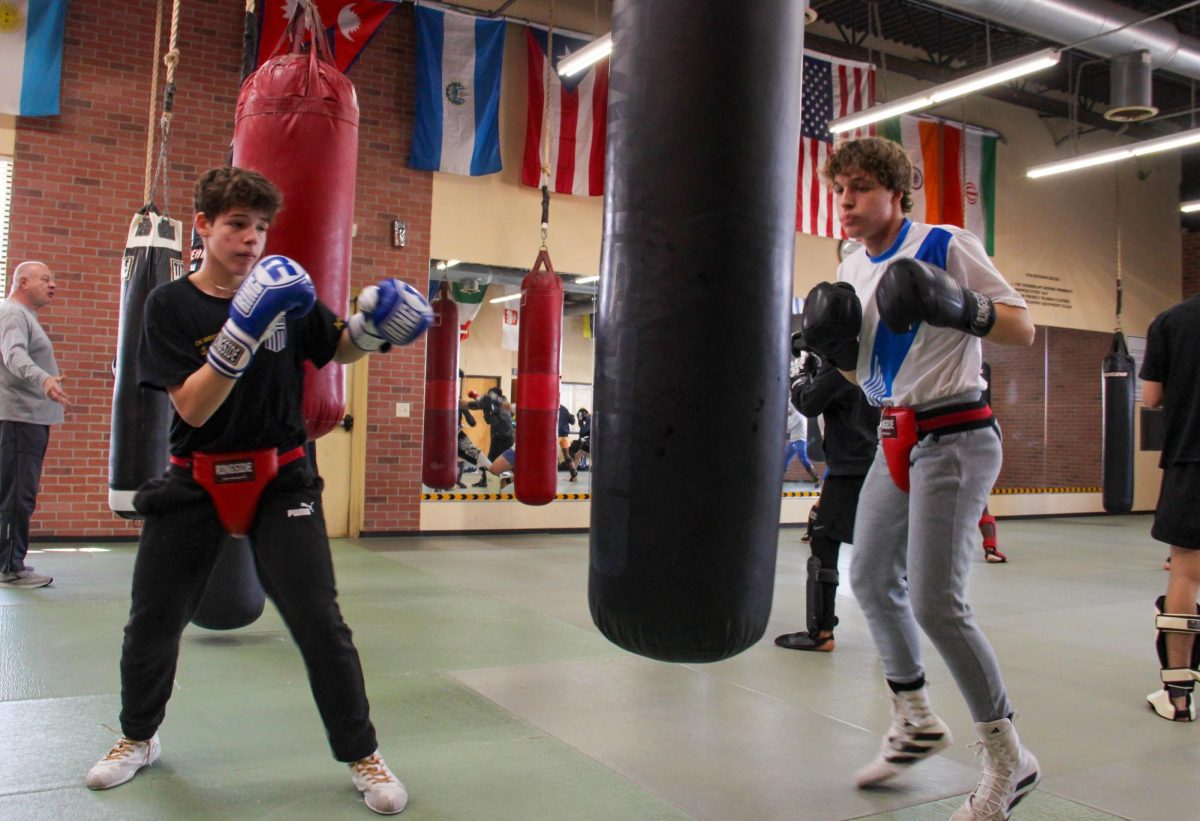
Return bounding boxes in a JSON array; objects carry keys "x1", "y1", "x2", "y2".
[{"x1": 395, "y1": 402, "x2": 410, "y2": 417}]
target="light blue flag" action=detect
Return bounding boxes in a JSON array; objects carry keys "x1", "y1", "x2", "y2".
[
  {"x1": 410, "y1": 5, "x2": 505, "y2": 176},
  {"x1": 0, "y1": 1, "x2": 68, "y2": 117}
]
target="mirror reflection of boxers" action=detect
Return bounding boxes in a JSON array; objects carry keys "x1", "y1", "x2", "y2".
[
  {"x1": 803, "y1": 136, "x2": 1040, "y2": 820},
  {"x1": 85, "y1": 167, "x2": 431, "y2": 816},
  {"x1": 1139, "y1": 296, "x2": 1200, "y2": 722},
  {"x1": 775, "y1": 350, "x2": 879, "y2": 652}
]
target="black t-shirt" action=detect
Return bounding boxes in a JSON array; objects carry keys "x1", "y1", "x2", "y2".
[
  {"x1": 793, "y1": 364, "x2": 880, "y2": 476},
  {"x1": 138, "y1": 276, "x2": 341, "y2": 456},
  {"x1": 1140, "y1": 295, "x2": 1200, "y2": 467}
]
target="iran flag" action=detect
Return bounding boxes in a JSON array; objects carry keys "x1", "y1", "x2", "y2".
[{"x1": 880, "y1": 115, "x2": 998, "y2": 255}]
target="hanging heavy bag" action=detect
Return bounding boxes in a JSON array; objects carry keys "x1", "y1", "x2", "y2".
[
  {"x1": 190, "y1": 536, "x2": 267, "y2": 630},
  {"x1": 515, "y1": 250, "x2": 564, "y2": 506},
  {"x1": 232, "y1": 7, "x2": 358, "y2": 440},
  {"x1": 1102, "y1": 331, "x2": 1135, "y2": 514},
  {"x1": 109, "y1": 207, "x2": 181, "y2": 517},
  {"x1": 588, "y1": 1, "x2": 803, "y2": 662},
  {"x1": 422, "y1": 282, "x2": 460, "y2": 490}
]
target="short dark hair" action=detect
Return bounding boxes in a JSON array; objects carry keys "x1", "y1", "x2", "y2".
[
  {"x1": 823, "y1": 136, "x2": 914, "y2": 213},
  {"x1": 194, "y1": 166, "x2": 283, "y2": 221}
]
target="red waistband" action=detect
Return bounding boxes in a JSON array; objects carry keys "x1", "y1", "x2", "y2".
[{"x1": 170, "y1": 445, "x2": 306, "y2": 469}]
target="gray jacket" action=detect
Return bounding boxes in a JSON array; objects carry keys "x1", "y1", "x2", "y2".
[{"x1": 0, "y1": 300, "x2": 64, "y2": 425}]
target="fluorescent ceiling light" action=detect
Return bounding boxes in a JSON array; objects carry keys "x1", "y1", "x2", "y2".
[
  {"x1": 558, "y1": 33, "x2": 612, "y2": 78},
  {"x1": 927, "y1": 49, "x2": 1060, "y2": 103},
  {"x1": 1027, "y1": 126, "x2": 1200, "y2": 178},
  {"x1": 574, "y1": 275, "x2": 599, "y2": 284},
  {"x1": 829, "y1": 48, "x2": 1060, "y2": 134},
  {"x1": 1181, "y1": 200, "x2": 1200, "y2": 213},
  {"x1": 829, "y1": 94, "x2": 933, "y2": 134},
  {"x1": 489, "y1": 292, "x2": 523, "y2": 304},
  {"x1": 435, "y1": 259, "x2": 460, "y2": 271}
]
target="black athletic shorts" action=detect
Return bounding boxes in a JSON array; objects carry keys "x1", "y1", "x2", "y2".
[
  {"x1": 1152, "y1": 461, "x2": 1200, "y2": 550},
  {"x1": 814, "y1": 473, "x2": 867, "y2": 545}
]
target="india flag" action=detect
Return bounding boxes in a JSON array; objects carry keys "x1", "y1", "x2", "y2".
[
  {"x1": 879, "y1": 115, "x2": 998, "y2": 255},
  {"x1": 0, "y1": 0, "x2": 67, "y2": 117}
]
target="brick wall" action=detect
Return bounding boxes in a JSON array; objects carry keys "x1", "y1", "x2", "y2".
[
  {"x1": 986, "y1": 327, "x2": 1109, "y2": 489},
  {"x1": 8, "y1": 0, "x2": 428, "y2": 536},
  {"x1": 1183, "y1": 229, "x2": 1200, "y2": 299}
]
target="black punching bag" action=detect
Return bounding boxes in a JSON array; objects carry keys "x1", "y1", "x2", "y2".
[
  {"x1": 1102, "y1": 332, "x2": 1135, "y2": 513},
  {"x1": 109, "y1": 207, "x2": 181, "y2": 517},
  {"x1": 589, "y1": 0, "x2": 804, "y2": 662},
  {"x1": 191, "y1": 537, "x2": 266, "y2": 630}
]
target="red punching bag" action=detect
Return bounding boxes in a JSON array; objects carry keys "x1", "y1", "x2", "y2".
[
  {"x1": 516, "y1": 249, "x2": 564, "y2": 506},
  {"x1": 232, "y1": 15, "x2": 357, "y2": 440},
  {"x1": 423, "y1": 283, "x2": 459, "y2": 490}
]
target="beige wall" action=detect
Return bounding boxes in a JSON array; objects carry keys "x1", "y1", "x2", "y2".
[{"x1": 0, "y1": 115, "x2": 14, "y2": 154}]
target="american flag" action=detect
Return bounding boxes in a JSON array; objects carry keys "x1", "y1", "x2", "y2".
[{"x1": 797, "y1": 53, "x2": 875, "y2": 238}]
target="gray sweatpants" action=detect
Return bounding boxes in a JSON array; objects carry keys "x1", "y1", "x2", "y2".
[{"x1": 849, "y1": 425, "x2": 1012, "y2": 723}]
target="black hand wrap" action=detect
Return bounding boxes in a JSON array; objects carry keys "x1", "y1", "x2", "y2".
[
  {"x1": 876, "y1": 258, "x2": 996, "y2": 337},
  {"x1": 800, "y1": 282, "x2": 861, "y2": 371}
]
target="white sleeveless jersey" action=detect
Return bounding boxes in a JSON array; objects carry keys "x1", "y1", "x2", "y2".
[{"x1": 838, "y1": 220, "x2": 1025, "y2": 408}]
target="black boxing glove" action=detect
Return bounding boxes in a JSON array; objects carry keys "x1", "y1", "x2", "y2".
[
  {"x1": 876, "y1": 258, "x2": 996, "y2": 337},
  {"x1": 800, "y1": 281, "x2": 861, "y2": 371}
]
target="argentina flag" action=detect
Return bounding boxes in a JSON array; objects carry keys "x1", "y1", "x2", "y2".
[
  {"x1": 0, "y1": 0, "x2": 68, "y2": 117},
  {"x1": 410, "y1": 5, "x2": 505, "y2": 176}
]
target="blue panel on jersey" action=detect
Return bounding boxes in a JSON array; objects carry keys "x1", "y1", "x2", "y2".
[
  {"x1": 862, "y1": 321, "x2": 921, "y2": 404},
  {"x1": 915, "y1": 227, "x2": 953, "y2": 268}
]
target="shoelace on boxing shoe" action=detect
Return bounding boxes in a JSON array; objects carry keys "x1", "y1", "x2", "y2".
[
  {"x1": 352, "y1": 753, "x2": 394, "y2": 784},
  {"x1": 101, "y1": 738, "x2": 145, "y2": 762}
]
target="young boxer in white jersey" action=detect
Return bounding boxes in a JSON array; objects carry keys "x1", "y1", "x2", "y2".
[
  {"x1": 85, "y1": 167, "x2": 431, "y2": 815},
  {"x1": 800, "y1": 137, "x2": 1038, "y2": 820}
]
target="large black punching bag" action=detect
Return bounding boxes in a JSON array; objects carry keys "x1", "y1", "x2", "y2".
[
  {"x1": 109, "y1": 207, "x2": 181, "y2": 517},
  {"x1": 1102, "y1": 331, "x2": 1135, "y2": 513},
  {"x1": 589, "y1": 0, "x2": 804, "y2": 662},
  {"x1": 191, "y1": 537, "x2": 266, "y2": 630}
]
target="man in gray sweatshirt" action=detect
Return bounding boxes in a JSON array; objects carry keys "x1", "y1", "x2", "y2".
[{"x1": 0, "y1": 261, "x2": 70, "y2": 587}]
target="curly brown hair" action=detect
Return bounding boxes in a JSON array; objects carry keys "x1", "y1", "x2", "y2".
[
  {"x1": 193, "y1": 166, "x2": 283, "y2": 221},
  {"x1": 822, "y1": 136, "x2": 914, "y2": 213}
]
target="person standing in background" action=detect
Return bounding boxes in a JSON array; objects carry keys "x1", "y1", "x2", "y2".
[
  {"x1": 1139, "y1": 295, "x2": 1200, "y2": 722},
  {"x1": 0, "y1": 261, "x2": 70, "y2": 588}
]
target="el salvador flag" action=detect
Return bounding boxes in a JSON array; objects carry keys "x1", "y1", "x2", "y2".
[
  {"x1": 410, "y1": 6, "x2": 505, "y2": 176},
  {"x1": 0, "y1": 1, "x2": 67, "y2": 117}
]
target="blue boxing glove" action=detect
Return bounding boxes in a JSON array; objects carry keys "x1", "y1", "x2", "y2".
[
  {"x1": 347, "y1": 278, "x2": 433, "y2": 351},
  {"x1": 876, "y1": 258, "x2": 996, "y2": 337},
  {"x1": 206, "y1": 255, "x2": 317, "y2": 378}
]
